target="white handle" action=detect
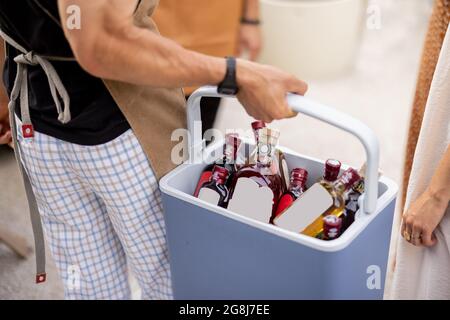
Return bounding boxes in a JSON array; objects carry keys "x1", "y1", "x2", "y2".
[{"x1": 187, "y1": 86, "x2": 380, "y2": 214}]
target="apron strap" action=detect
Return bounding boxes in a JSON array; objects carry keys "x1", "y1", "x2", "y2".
[{"x1": 1, "y1": 29, "x2": 72, "y2": 283}]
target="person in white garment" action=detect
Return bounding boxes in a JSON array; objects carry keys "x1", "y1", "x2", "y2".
[{"x1": 388, "y1": 15, "x2": 450, "y2": 299}]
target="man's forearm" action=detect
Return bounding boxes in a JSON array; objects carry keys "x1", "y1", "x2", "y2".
[
  {"x1": 59, "y1": 0, "x2": 226, "y2": 89},
  {"x1": 90, "y1": 28, "x2": 226, "y2": 88}
]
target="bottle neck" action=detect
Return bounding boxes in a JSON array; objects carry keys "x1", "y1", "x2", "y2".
[
  {"x1": 256, "y1": 142, "x2": 276, "y2": 167},
  {"x1": 211, "y1": 170, "x2": 227, "y2": 185},
  {"x1": 333, "y1": 181, "x2": 350, "y2": 195},
  {"x1": 223, "y1": 143, "x2": 237, "y2": 164},
  {"x1": 289, "y1": 184, "x2": 305, "y2": 197}
]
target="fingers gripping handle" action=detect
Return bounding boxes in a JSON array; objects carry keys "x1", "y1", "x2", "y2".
[{"x1": 187, "y1": 86, "x2": 380, "y2": 214}]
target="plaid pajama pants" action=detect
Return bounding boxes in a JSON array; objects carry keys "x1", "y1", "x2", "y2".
[{"x1": 17, "y1": 125, "x2": 172, "y2": 300}]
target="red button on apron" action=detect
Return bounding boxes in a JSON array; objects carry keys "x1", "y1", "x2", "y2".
[
  {"x1": 22, "y1": 124, "x2": 34, "y2": 138},
  {"x1": 36, "y1": 273, "x2": 47, "y2": 283}
]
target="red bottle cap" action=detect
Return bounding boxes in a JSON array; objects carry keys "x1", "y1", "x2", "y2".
[
  {"x1": 251, "y1": 121, "x2": 266, "y2": 131},
  {"x1": 339, "y1": 167, "x2": 361, "y2": 189},
  {"x1": 323, "y1": 215, "x2": 342, "y2": 240},
  {"x1": 291, "y1": 168, "x2": 308, "y2": 186},
  {"x1": 324, "y1": 159, "x2": 341, "y2": 182},
  {"x1": 211, "y1": 165, "x2": 229, "y2": 184}
]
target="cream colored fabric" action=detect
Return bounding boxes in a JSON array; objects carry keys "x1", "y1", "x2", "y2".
[{"x1": 386, "y1": 24, "x2": 450, "y2": 300}]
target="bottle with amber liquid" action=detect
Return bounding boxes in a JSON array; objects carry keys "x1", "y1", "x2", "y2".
[
  {"x1": 197, "y1": 166, "x2": 230, "y2": 208},
  {"x1": 301, "y1": 168, "x2": 361, "y2": 237},
  {"x1": 230, "y1": 127, "x2": 284, "y2": 219},
  {"x1": 319, "y1": 159, "x2": 341, "y2": 190},
  {"x1": 274, "y1": 168, "x2": 308, "y2": 219},
  {"x1": 194, "y1": 133, "x2": 241, "y2": 196}
]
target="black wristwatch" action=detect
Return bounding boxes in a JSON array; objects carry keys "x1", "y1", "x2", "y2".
[{"x1": 217, "y1": 56, "x2": 239, "y2": 95}]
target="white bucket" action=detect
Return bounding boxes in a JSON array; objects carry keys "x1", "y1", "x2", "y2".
[{"x1": 259, "y1": 0, "x2": 367, "y2": 79}]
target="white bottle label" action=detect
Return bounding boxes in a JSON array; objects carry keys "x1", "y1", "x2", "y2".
[
  {"x1": 228, "y1": 177, "x2": 274, "y2": 223},
  {"x1": 198, "y1": 188, "x2": 221, "y2": 206},
  {"x1": 273, "y1": 183, "x2": 333, "y2": 233}
]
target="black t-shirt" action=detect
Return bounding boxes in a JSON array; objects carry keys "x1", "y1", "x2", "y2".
[{"x1": 0, "y1": 0, "x2": 130, "y2": 145}]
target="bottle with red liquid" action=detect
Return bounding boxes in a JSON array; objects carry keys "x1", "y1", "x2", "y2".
[
  {"x1": 274, "y1": 168, "x2": 308, "y2": 219},
  {"x1": 246, "y1": 120, "x2": 266, "y2": 166},
  {"x1": 342, "y1": 163, "x2": 376, "y2": 232},
  {"x1": 193, "y1": 133, "x2": 241, "y2": 196},
  {"x1": 319, "y1": 159, "x2": 341, "y2": 191},
  {"x1": 197, "y1": 165, "x2": 230, "y2": 208},
  {"x1": 248, "y1": 120, "x2": 289, "y2": 191},
  {"x1": 230, "y1": 127, "x2": 284, "y2": 220}
]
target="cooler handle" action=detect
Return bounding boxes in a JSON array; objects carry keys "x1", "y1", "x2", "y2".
[{"x1": 186, "y1": 86, "x2": 379, "y2": 215}]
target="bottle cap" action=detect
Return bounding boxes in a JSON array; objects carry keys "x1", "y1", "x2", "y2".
[
  {"x1": 324, "y1": 159, "x2": 341, "y2": 182},
  {"x1": 291, "y1": 168, "x2": 308, "y2": 186},
  {"x1": 212, "y1": 165, "x2": 229, "y2": 176},
  {"x1": 323, "y1": 215, "x2": 342, "y2": 240},
  {"x1": 259, "y1": 127, "x2": 280, "y2": 146},
  {"x1": 251, "y1": 121, "x2": 266, "y2": 131},
  {"x1": 339, "y1": 167, "x2": 361, "y2": 189},
  {"x1": 211, "y1": 165, "x2": 229, "y2": 184}
]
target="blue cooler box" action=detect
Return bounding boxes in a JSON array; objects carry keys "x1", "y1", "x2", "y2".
[{"x1": 160, "y1": 87, "x2": 398, "y2": 300}]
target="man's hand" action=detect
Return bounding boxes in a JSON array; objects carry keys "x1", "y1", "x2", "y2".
[
  {"x1": 237, "y1": 24, "x2": 262, "y2": 61},
  {"x1": 236, "y1": 59, "x2": 307, "y2": 123}
]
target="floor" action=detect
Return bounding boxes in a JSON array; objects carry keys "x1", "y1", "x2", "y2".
[{"x1": 0, "y1": 0, "x2": 432, "y2": 299}]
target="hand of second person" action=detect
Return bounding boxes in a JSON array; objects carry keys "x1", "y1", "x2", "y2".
[
  {"x1": 237, "y1": 24, "x2": 262, "y2": 62},
  {"x1": 401, "y1": 187, "x2": 449, "y2": 247},
  {"x1": 236, "y1": 59, "x2": 308, "y2": 123}
]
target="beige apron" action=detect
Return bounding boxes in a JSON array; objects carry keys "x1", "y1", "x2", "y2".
[{"x1": 1, "y1": 0, "x2": 187, "y2": 282}]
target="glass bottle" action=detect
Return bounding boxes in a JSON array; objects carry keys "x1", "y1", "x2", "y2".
[
  {"x1": 230, "y1": 127, "x2": 284, "y2": 221},
  {"x1": 245, "y1": 120, "x2": 266, "y2": 166},
  {"x1": 318, "y1": 215, "x2": 343, "y2": 240},
  {"x1": 301, "y1": 168, "x2": 361, "y2": 237},
  {"x1": 194, "y1": 133, "x2": 241, "y2": 196},
  {"x1": 319, "y1": 159, "x2": 342, "y2": 191},
  {"x1": 197, "y1": 165, "x2": 230, "y2": 208},
  {"x1": 274, "y1": 168, "x2": 308, "y2": 219},
  {"x1": 342, "y1": 163, "x2": 374, "y2": 231}
]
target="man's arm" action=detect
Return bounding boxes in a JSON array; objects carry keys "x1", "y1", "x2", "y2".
[
  {"x1": 0, "y1": 40, "x2": 12, "y2": 146},
  {"x1": 57, "y1": 0, "x2": 307, "y2": 123}
]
